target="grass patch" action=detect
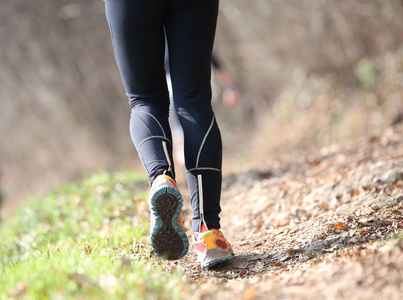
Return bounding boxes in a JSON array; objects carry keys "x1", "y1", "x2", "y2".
[{"x1": 0, "y1": 172, "x2": 190, "y2": 299}]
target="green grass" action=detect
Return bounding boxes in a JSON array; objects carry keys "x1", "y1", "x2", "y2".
[{"x1": 0, "y1": 172, "x2": 190, "y2": 299}]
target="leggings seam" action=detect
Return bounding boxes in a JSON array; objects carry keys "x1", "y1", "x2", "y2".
[
  {"x1": 138, "y1": 136, "x2": 172, "y2": 150},
  {"x1": 138, "y1": 110, "x2": 166, "y2": 138},
  {"x1": 195, "y1": 116, "x2": 215, "y2": 168},
  {"x1": 187, "y1": 167, "x2": 221, "y2": 173}
]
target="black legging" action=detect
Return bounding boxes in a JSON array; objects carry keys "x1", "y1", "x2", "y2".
[{"x1": 105, "y1": 0, "x2": 222, "y2": 231}]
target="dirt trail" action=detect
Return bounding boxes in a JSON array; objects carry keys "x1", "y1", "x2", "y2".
[{"x1": 172, "y1": 124, "x2": 403, "y2": 299}]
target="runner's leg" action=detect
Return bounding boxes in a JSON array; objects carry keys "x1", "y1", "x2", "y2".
[
  {"x1": 165, "y1": 0, "x2": 221, "y2": 231},
  {"x1": 105, "y1": 0, "x2": 175, "y2": 184}
]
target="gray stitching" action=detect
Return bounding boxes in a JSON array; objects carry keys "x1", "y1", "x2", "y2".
[
  {"x1": 138, "y1": 136, "x2": 171, "y2": 150},
  {"x1": 195, "y1": 116, "x2": 215, "y2": 168},
  {"x1": 138, "y1": 110, "x2": 166, "y2": 138},
  {"x1": 187, "y1": 167, "x2": 221, "y2": 173}
]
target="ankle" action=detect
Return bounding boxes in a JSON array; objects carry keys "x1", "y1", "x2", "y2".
[{"x1": 200, "y1": 224, "x2": 219, "y2": 233}]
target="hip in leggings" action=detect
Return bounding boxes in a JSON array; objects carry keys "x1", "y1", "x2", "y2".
[{"x1": 105, "y1": 0, "x2": 222, "y2": 231}]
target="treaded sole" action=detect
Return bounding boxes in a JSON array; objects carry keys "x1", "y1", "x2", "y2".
[
  {"x1": 202, "y1": 254, "x2": 234, "y2": 269},
  {"x1": 149, "y1": 187, "x2": 189, "y2": 260}
]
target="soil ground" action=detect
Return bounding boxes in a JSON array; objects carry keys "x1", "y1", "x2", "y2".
[{"x1": 171, "y1": 123, "x2": 403, "y2": 299}]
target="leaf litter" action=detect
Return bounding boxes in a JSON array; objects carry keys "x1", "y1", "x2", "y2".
[{"x1": 170, "y1": 124, "x2": 403, "y2": 299}]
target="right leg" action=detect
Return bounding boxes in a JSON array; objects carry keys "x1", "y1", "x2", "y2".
[
  {"x1": 165, "y1": 0, "x2": 234, "y2": 269},
  {"x1": 165, "y1": 0, "x2": 221, "y2": 232},
  {"x1": 105, "y1": 0, "x2": 175, "y2": 184}
]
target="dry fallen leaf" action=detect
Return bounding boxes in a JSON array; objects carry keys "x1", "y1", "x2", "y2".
[
  {"x1": 334, "y1": 222, "x2": 348, "y2": 230},
  {"x1": 83, "y1": 245, "x2": 92, "y2": 253},
  {"x1": 351, "y1": 190, "x2": 360, "y2": 197},
  {"x1": 272, "y1": 261, "x2": 282, "y2": 267},
  {"x1": 244, "y1": 288, "x2": 258, "y2": 299}
]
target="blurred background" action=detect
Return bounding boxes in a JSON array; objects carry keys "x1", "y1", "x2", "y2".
[{"x1": 1, "y1": 0, "x2": 403, "y2": 213}]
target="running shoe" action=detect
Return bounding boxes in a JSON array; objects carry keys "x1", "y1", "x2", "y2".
[
  {"x1": 192, "y1": 226, "x2": 234, "y2": 269},
  {"x1": 148, "y1": 175, "x2": 189, "y2": 260}
]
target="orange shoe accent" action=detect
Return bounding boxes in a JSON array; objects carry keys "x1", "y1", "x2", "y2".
[
  {"x1": 200, "y1": 224, "x2": 219, "y2": 233},
  {"x1": 193, "y1": 229, "x2": 234, "y2": 269}
]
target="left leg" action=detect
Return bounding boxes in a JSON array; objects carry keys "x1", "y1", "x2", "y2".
[
  {"x1": 105, "y1": 0, "x2": 176, "y2": 185},
  {"x1": 106, "y1": 0, "x2": 188, "y2": 260}
]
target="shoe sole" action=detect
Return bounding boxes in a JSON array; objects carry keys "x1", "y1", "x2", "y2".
[
  {"x1": 202, "y1": 253, "x2": 234, "y2": 269},
  {"x1": 149, "y1": 187, "x2": 189, "y2": 260},
  {"x1": 197, "y1": 247, "x2": 235, "y2": 269}
]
